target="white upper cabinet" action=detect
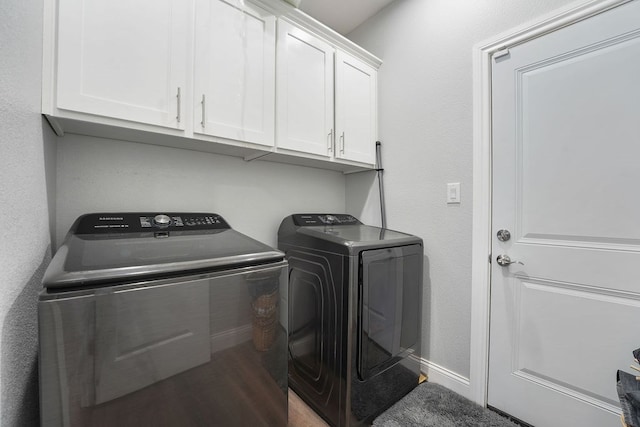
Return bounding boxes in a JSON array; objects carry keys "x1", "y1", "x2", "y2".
[
  {"x1": 44, "y1": 0, "x2": 381, "y2": 172},
  {"x1": 194, "y1": 0, "x2": 275, "y2": 147},
  {"x1": 276, "y1": 22, "x2": 377, "y2": 166},
  {"x1": 276, "y1": 20, "x2": 334, "y2": 157},
  {"x1": 55, "y1": 0, "x2": 189, "y2": 129},
  {"x1": 335, "y1": 51, "x2": 377, "y2": 165}
]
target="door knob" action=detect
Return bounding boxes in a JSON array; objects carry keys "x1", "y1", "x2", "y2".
[{"x1": 496, "y1": 254, "x2": 523, "y2": 267}]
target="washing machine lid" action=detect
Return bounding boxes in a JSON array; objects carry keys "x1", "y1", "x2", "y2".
[
  {"x1": 298, "y1": 224, "x2": 421, "y2": 249},
  {"x1": 43, "y1": 213, "x2": 284, "y2": 289}
]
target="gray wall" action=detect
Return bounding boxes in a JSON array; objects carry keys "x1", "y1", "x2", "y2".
[
  {"x1": 0, "y1": 0, "x2": 56, "y2": 425},
  {"x1": 0, "y1": 0, "x2": 586, "y2": 422},
  {"x1": 55, "y1": 134, "x2": 346, "y2": 249},
  {"x1": 346, "y1": 0, "x2": 576, "y2": 379}
]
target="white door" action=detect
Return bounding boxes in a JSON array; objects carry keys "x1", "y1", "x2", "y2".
[
  {"x1": 335, "y1": 51, "x2": 377, "y2": 165},
  {"x1": 56, "y1": 0, "x2": 189, "y2": 129},
  {"x1": 276, "y1": 20, "x2": 334, "y2": 157},
  {"x1": 194, "y1": 0, "x2": 275, "y2": 147},
  {"x1": 489, "y1": 2, "x2": 640, "y2": 426}
]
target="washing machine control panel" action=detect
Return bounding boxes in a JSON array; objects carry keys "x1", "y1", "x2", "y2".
[
  {"x1": 75, "y1": 213, "x2": 230, "y2": 234},
  {"x1": 293, "y1": 214, "x2": 361, "y2": 226}
]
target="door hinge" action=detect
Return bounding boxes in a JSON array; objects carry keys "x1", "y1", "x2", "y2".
[{"x1": 493, "y1": 48, "x2": 510, "y2": 60}]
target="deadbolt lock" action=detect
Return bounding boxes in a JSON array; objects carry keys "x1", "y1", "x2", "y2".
[{"x1": 497, "y1": 229, "x2": 511, "y2": 242}]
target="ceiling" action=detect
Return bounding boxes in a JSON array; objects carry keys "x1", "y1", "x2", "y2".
[{"x1": 298, "y1": 0, "x2": 396, "y2": 35}]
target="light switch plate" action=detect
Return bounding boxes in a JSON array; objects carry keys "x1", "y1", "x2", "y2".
[{"x1": 447, "y1": 183, "x2": 461, "y2": 204}]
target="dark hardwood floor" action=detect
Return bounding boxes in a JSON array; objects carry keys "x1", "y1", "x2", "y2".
[
  {"x1": 57, "y1": 332, "x2": 417, "y2": 426},
  {"x1": 288, "y1": 389, "x2": 329, "y2": 427},
  {"x1": 71, "y1": 339, "x2": 287, "y2": 426}
]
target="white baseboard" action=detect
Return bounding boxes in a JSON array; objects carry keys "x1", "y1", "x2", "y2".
[
  {"x1": 420, "y1": 357, "x2": 472, "y2": 401},
  {"x1": 210, "y1": 323, "x2": 252, "y2": 354}
]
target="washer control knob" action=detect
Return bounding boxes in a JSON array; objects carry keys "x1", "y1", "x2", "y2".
[
  {"x1": 153, "y1": 214, "x2": 172, "y2": 227},
  {"x1": 321, "y1": 214, "x2": 338, "y2": 224}
]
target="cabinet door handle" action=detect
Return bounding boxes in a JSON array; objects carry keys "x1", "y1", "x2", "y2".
[
  {"x1": 328, "y1": 129, "x2": 333, "y2": 151},
  {"x1": 176, "y1": 87, "x2": 181, "y2": 124},
  {"x1": 200, "y1": 94, "x2": 206, "y2": 128},
  {"x1": 340, "y1": 132, "x2": 345, "y2": 154}
]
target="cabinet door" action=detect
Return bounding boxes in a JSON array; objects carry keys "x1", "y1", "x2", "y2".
[
  {"x1": 276, "y1": 20, "x2": 334, "y2": 157},
  {"x1": 56, "y1": 0, "x2": 188, "y2": 129},
  {"x1": 335, "y1": 51, "x2": 377, "y2": 165},
  {"x1": 194, "y1": 0, "x2": 275, "y2": 147}
]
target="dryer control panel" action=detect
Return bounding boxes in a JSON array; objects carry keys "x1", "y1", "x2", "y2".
[{"x1": 292, "y1": 214, "x2": 361, "y2": 226}]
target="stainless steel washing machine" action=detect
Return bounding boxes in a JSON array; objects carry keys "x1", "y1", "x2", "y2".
[
  {"x1": 278, "y1": 214, "x2": 422, "y2": 427},
  {"x1": 39, "y1": 213, "x2": 288, "y2": 427}
]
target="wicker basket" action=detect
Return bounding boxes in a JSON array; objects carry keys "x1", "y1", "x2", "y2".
[
  {"x1": 251, "y1": 290, "x2": 278, "y2": 317},
  {"x1": 251, "y1": 290, "x2": 278, "y2": 351},
  {"x1": 252, "y1": 314, "x2": 277, "y2": 352}
]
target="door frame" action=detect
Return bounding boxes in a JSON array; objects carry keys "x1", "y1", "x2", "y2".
[{"x1": 469, "y1": 0, "x2": 631, "y2": 407}]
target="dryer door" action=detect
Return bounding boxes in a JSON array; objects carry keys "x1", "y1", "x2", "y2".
[{"x1": 358, "y1": 244, "x2": 422, "y2": 380}]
